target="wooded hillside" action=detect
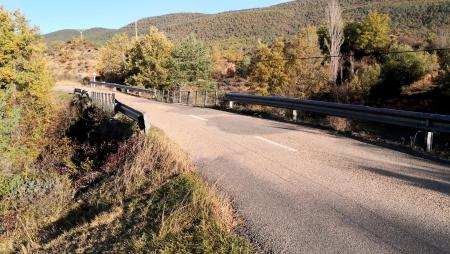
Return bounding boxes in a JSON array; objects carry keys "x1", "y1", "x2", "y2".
[{"x1": 43, "y1": 0, "x2": 450, "y2": 45}]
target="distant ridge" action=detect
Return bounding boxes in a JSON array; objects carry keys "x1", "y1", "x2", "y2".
[{"x1": 43, "y1": 0, "x2": 450, "y2": 45}]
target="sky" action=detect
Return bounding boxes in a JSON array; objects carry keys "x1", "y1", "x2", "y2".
[{"x1": 1, "y1": 0, "x2": 290, "y2": 34}]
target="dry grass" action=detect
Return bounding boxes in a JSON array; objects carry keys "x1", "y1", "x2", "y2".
[
  {"x1": 112, "y1": 130, "x2": 193, "y2": 195},
  {"x1": 2, "y1": 129, "x2": 253, "y2": 253},
  {"x1": 46, "y1": 40, "x2": 99, "y2": 82},
  {"x1": 327, "y1": 116, "x2": 353, "y2": 132}
]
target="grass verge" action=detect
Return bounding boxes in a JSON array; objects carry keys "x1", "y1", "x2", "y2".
[
  {"x1": 42, "y1": 130, "x2": 254, "y2": 253},
  {"x1": 1, "y1": 92, "x2": 254, "y2": 253}
]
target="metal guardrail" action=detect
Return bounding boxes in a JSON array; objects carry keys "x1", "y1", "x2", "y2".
[
  {"x1": 223, "y1": 93, "x2": 450, "y2": 134},
  {"x1": 74, "y1": 88, "x2": 89, "y2": 97},
  {"x1": 90, "y1": 81, "x2": 159, "y2": 95},
  {"x1": 114, "y1": 102, "x2": 148, "y2": 131},
  {"x1": 74, "y1": 88, "x2": 149, "y2": 133}
]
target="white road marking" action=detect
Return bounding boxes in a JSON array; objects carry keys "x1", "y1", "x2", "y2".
[
  {"x1": 255, "y1": 136, "x2": 298, "y2": 152},
  {"x1": 189, "y1": 115, "x2": 207, "y2": 121}
]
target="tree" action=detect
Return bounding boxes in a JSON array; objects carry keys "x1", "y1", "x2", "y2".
[
  {"x1": 355, "y1": 11, "x2": 391, "y2": 54},
  {"x1": 326, "y1": 0, "x2": 344, "y2": 85},
  {"x1": 0, "y1": 8, "x2": 53, "y2": 172},
  {"x1": 284, "y1": 26, "x2": 330, "y2": 98},
  {"x1": 97, "y1": 33, "x2": 130, "y2": 83},
  {"x1": 248, "y1": 39, "x2": 288, "y2": 96},
  {"x1": 125, "y1": 27, "x2": 173, "y2": 89},
  {"x1": 377, "y1": 43, "x2": 432, "y2": 96},
  {"x1": 168, "y1": 35, "x2": 213, "y2": 88}
]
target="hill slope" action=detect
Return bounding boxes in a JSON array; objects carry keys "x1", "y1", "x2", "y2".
[{"x1": 43, "y1": 0, "x2": 450, "y2": 45}]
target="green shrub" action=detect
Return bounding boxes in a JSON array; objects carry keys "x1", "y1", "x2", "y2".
[
  {"x1": 377, "y1": 44, "x2": 432, "y2": 96},
  {"x1": 0, "y1": 174, "x2": 24, "y2": 199}
]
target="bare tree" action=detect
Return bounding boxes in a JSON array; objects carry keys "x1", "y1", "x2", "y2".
[{"x1": 327, "y1": 0, "x2": 344, "y2": 86}]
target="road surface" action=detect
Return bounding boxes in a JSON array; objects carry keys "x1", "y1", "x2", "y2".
[{"x1": 57, "y1": 84, "x2": 450, "y2": 254}]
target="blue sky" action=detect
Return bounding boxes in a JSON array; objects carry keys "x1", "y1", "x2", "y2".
[{"x1": 1, "y1": 0, "x2": 289, "y2": 34}]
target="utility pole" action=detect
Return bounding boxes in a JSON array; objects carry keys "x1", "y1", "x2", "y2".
[{"x1": 134, "y1": 20, "x2": 138, "y2": 40}]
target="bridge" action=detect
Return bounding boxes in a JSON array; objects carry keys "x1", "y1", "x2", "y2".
[{"x1": 60, "y1": 83, "x2": 450, "y2": 253}]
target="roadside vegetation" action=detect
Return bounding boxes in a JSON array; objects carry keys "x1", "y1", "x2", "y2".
[{"x1": 0, "y1": 8, "x2": 254, "y2": 253}]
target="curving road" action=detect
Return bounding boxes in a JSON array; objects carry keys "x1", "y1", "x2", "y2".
[{"x1": 57, "y1": 84, "x2": 450, "y2": 254}]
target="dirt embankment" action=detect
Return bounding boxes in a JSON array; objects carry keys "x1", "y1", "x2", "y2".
[{"x1": 46, "y1": 40, "x2": 99, "y2": 81}]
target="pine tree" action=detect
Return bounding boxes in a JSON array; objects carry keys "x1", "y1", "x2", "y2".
[{"x1": 168, "y1": 35, "x2": 213, "y2": 88}]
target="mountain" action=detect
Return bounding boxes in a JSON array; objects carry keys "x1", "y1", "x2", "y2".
[
  {"x1": 43, "y1": 0, "x2": 450, "y2": 45},
  {"x1": 44, "y1": 28, "x2": 117, "y2": 45}
]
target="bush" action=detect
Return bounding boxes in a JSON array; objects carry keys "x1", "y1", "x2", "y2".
[
  {"x1": 0, "y1": 8, "x2": 54, "y2": 173},
  {"x1": 441, "y1": 68, "x2": 450, "y2": 95},
  {"x1": 377, "y1": 44, "x2": 432, "y2": 96},
  {"x1": 348, "y1": 63, "x2": 381, "y2": 100}
]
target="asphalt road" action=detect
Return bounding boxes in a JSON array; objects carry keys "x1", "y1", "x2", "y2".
[{"x1": 58, "y1": 84, "x2": 450, "y2": 254}]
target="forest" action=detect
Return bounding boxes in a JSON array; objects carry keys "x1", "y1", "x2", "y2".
[{"x1": 44, "y1": 0, "x2": 450, "y2": 46}]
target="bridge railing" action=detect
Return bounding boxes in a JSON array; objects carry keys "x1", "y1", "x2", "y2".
[
  {"x1": 74, "y1": 88, "x2": 150, "y2": 133},
  {"x1": 89, "y1": 81, "x2": 221, "y2": 107}
]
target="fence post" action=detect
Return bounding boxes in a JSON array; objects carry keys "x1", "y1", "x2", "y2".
[
  {"x1": 293, "y1": 110, "x2": 298, "y2": 121},
  {"x1": 187, "y1": 91, "x2": 191, "y2": 105},
  {"x1": 101, "y1": 93, "x2": 105, "y2": 110},
  {"x1": 426, "y1": 132, "x2": 434, "y2": 152},
  {"x1": 162, "y1": 90, "x2": 165, "y2": 102},
  {"x1": 172, "y1": 90, "x2": 175, "y2": 103},
  {"x1": 204, "y1": 90, "x2": 208, "y2": 107},
  {"x1": 179, "y1": 88, "x2": 182, "y2": 104},
  {"x1": 194, "y1": 90, "x2": 198, "y2": 106}
]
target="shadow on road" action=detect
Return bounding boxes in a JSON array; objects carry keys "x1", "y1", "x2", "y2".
[{"x1": 360, "y1": 166, "x2": 450, "y2": 195}]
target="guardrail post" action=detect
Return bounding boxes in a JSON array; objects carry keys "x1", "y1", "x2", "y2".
[
  {"x1": 204, "y1": 91, "x2": 208, "y2": 107},
  {"x1": 187, "y1": 91, "x2": 191, "y2": 105},
  {"x1": 229, "y1": 101, "x2": 234, "y2": 109},
  {"x1": 426, "y1": 132, "x2": 434, "y2": 152},
  {"x1": 138, "y1": 91, "x2": 142, "y2": 97},
  {"x1": 178, "y1": 88, "x2": 182, "y2": 104},
  {"x1": 293, "y1": 110, "x2": 298, "y2": 121},
  {"x1": 215, "y1": 91, "x2": 218, "y2": 106}
]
